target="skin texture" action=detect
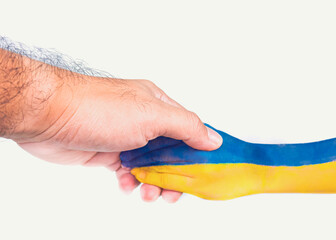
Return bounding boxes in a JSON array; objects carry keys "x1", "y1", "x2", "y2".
[{"x1": 0, "y1": 48, "x2": 223, "y2": 202}]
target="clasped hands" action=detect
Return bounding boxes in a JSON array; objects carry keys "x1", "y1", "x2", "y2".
[
  {"x1": 8, "y1": 57, "x2": 222, "y2": 203},
  {"x1": 121, "y1": 125, "x2": 336, "y2": 200},
  {"x1": 121, "y1": 126, "x2": 268, "y2": 201},
  {"x1": 4, "y1": 50, "x2": 334, "y2": 202}
]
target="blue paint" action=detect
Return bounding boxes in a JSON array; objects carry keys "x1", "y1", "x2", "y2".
[{"x1": 120, "y1": 124, "x2": 336, "y2": 168}]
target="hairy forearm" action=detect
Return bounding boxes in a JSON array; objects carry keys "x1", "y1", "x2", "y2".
[
  {"x1": 0, "y1": 48, "x2": 24, "y2": 136},
  {"x1": 0, "y1": 40, "x2": 91, "y2": 141},
  {"x1": 0, "y1": 48, "x2": 55, "y2": 138},
  {"x1": 0, "y1": 36, "x2": 118, "y2": 141}
]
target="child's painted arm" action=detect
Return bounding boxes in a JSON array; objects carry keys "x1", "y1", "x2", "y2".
[{"x1": 120, "y1": 125, "x2": 336, "y2": 200}]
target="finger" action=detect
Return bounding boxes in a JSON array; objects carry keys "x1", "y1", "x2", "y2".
[
  {"x1": 116, "y1": 166, "x2": 131, "y2": 178},
  {"x1": 120, "y1": 144, "x2": 197, "y2": 168},
  {"x1": 153, "y1": 103, "x2": 223, "y2": 151},
  {"x1": 116, "y1": 167, "x2": 140, "y2": 193},
  {"x1": 83, "y1": 152, "x2": 120, "y2": 170},
  {"x1": 161, "y1": 189, "x2": 182, "y2": 203},
  {"x1": 131, "y1": 168, "x2": 194, "y2": 193},
  {"x1": 120, "y1": 137, "x2": 183, "y2": 166},
  {"x1": 106, "y1": 161, "x2": 121, "y2": 171},
  {"x1": 140, "y1": 184, "x2": 161, "y2": 202}
]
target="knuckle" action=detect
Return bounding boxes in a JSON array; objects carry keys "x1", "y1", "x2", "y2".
[
  {"x1": 139, "y1": 79, "x2": 155, "y2": 88},
  {"x1": 138, "y1": 113, "x2": 161, "y2": 143},
  {"x1": 143, "y1": 126, "x2": 158, "y2": 142},
  {"x1": 133, "y1": 135, "x2": 148, "y2": 149},
  {"x1": 187, "y1": 111, "x2": 201, "y2": 126},
  {"x1": 155, "y1": 89, "x2": 170, "y2": 103},
  {"x1": 143, "y1": 79, "x2": 155, "y2": 86},
  {"x1": 129, "y1": 124, "x2": 149, "y2": 148},
  {"x1": 186, "y1": 111, "x2": 206, "y2": 136},
  {"x1": 135, "y1": 79, "x2": 159, "y2": 96},
  {"x1": 141, "y1": 79, "x2": 161, "y2": 93}
]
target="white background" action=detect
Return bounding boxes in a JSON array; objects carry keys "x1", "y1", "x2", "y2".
[{"x1": 1, "y1": 0, "x2": 336, "y2": 239}]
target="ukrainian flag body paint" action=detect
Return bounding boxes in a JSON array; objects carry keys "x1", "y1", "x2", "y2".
[{"x1": 120, "y1": 124, "x2": 336, "y2": 200}]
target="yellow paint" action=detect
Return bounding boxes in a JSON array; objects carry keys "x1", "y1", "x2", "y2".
[{"x1": 131, "y1": 161, "x2": 336, "y2": 200}]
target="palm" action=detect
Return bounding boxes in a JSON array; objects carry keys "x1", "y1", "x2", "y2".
[{"x1": 18, "y1": 141, "x2": 121, "y2": 169}]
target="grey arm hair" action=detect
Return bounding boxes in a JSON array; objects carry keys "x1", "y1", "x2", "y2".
[{"x1": 0, "y1": 36, "x2": 113, "y2": 78}]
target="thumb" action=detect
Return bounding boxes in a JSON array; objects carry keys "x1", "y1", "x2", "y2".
[{"x1": 151, "y1": 103, "x2": 223, "y2": 151}]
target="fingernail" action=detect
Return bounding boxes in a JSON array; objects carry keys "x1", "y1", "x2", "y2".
[{"x1": 207, "y1": 127, "x2": 223, "y2": 147}]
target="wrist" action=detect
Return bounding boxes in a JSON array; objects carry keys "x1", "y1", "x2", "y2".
[
  {"x1": 259, "y1": 142, "x2": 336, "y2": 194},
  {"x1": 263, "y1": 162, "x2": 336, "y2": 194}
]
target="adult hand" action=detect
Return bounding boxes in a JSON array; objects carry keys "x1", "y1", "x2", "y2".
[{"x1": 7, "y1": 57, "x2": 222, "y2": 202}]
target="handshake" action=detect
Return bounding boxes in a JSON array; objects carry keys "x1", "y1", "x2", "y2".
[
  {"x1": 121, "y1": 124, "x2": 336, "y2": 201},
  {"x1": 1, "y1": 42, "x2": 336, "y2": 202}
]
